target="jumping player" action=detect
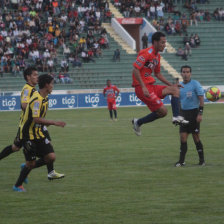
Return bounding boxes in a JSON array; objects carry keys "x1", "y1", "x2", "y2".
[
  {"x1": 13, "y1": 74, "x2": 66, "y2": 192},
  {"x1": 0, "y1": 67, "x2": 64, "y2": 185},
  {"x1": 103, "y1": 79, "x2": 120, "y2": 121},
  {"x1": 175, "y1": 65, "x2": 205, "y2": 167},
  {"x1": 132, "y1": 31, "x2": 188, "y2": 136}
]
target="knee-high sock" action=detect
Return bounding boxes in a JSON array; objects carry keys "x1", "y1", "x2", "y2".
[
  {"x1": 171, "y1": 96, "x2": 180, "y2": 117},
  {"x1": 15, "y1": 166, "x2": 31, "y2": 187},
  {"x1": 137, "y1": 112, "x2": 159, "y2": 126},
  {"x1": 195, "y1": 141, "x2": 204, "y2": 162},
  {"x1": 109, "y1": 110, "x2": 113, "y2": 119},
  {"x1": 113, "y1": 110, "x2": 117, "y2": 119},
  {"x1": 0, "y1": 145, "x2": 14, "y2": 160},
  {"x1": 179, "y1": 142, "x2": 187, "y2": 163}
]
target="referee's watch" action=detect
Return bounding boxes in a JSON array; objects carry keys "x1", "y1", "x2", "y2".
[{"x1": 198, "y1": 106, "x2": 203, "y2": 115}]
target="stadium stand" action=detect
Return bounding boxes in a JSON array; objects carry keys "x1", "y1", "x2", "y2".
[{"x1": 0, "y1": 0, "x2": 224, "y2": 91}]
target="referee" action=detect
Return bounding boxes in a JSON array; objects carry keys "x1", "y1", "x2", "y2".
[{"x1": 175, "y1": 65, "x2": 205, "y2": 167}]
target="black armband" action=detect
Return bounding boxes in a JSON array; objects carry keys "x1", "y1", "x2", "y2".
[{"x1": 198, "y1": 106, "x2": 204, "y2": 115}]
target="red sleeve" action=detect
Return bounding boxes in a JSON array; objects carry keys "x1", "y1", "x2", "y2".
[
  {"x1": 114, "y1": 86, "x2": 119, "y2": 93},
  {"x1": 103, "y1": 88, "x2": 106, "y2": 94},
  {"x1": 133, "y1": 51, "x2": 153, "y2": 70},
  {"x1": 154, "y1": 54, "x2": 161, "y2": 74}
]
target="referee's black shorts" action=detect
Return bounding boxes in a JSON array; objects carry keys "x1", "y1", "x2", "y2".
[{"x1": 180, "y1": 108, "x2": 200, "y2": 134}]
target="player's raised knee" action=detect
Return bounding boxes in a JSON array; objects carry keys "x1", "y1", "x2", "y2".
[
  {"x1": 156, "y1": 106, "x2": 168, "y2": 118},
  {"x1": 45, "y1": 152, "x2": 56, "y2": 163}
]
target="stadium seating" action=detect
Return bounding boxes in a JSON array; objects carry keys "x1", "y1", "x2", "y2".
[
  {"x1": 162, "y1": 0, "x2": 224, "y2": 85},
  {"x1": 1, "y1": 0, "x2": 224, "y2": 91}
]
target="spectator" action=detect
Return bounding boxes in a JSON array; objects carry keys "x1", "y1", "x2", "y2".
[
  {"x1": 190, "y1": 34, "x2": 196, "y2": 48},
  {"x1": 113, "y1": 49, "x2": 120, "y2": 62},
  {"x1": 175, "y1": 21, "x2": 182, "y2": 36},
  {"x1": 36, "y1": 58, "x2": 43, "y2": 72},
  {"x1": 47, "y1": 58, "x2": 54, "y2": 72},
  {"x1": 183, "y1": 34, "x2": 190, "y2": 45},
  {"x1": 190, "y1": 11, "x2": 198, "y2": 26},
  {"x1": 184, "y1": 42, "x2": 192, "y2": 57},
  {"x1": 141, "y1": 33, "x2": 148, "y2": 49},
  {"x1": 176, "y1": 47, "x2": 188, "y2": 60},
  {"x1": 81, "y1": 50, "x2": 89, "y2": 63},
  {"x1": 194, "y1": 34, "x2": 201, "y2": 47},
  {"x1": 63, "y1": 71, "x2": 73, "y2": 84},
  {"x1": 87, "y1": 48, "x2": 96, "y2": 63},
  {"x1": 63, "y1": 44, "x2": 71, "y2": 59},
  {"x1": 60, "y1": 58, "x2": 69, "y2": 72},
  {"x1": 71, "y1": 55, "x2": 82, "y2": 68},
  {"x1": 58, "y1": 72, "x2": 66, "y2": 83}
]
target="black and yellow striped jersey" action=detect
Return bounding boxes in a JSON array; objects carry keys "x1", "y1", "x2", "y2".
[
  {"x1": 20, "y1": 83, "x2": 36, "y2": 122},
  {"x1": 20, "y1": 91, "x2": 49, "y2": 140}
]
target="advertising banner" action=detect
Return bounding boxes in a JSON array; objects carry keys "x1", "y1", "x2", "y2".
[{"x1": 0, "y1": 91, "x2": 216, "y2": 111}]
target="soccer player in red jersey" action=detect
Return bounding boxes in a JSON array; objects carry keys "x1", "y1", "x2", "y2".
[
  {"x1": 103, "y1": 79, "x2": 120, "y2": 121},
  {"x1": 132, "y1": 31, "x2": 188, "y2": 136}
]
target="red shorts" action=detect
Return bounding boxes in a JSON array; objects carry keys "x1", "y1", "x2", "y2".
[
  {"x1": 135, "y1": 84, "x2": 166, "y2": 112},
  {"x1": 107, "y1": 99, "x2": 116, "y2": 110}
]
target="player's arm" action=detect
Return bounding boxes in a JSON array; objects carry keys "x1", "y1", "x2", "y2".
[
  {"x1": 103, "y1": 88, "x2": 106, "y2": 97},
  {"x1": 34, "y1": 117, "x2": 66, "y2": 127},
  {"x1": 32, "y1": 100, "x2": 66, "y2": 127},
  {"x1": 133, "y1": 67, "x2": 150, "y2": 97},
  {"x1": 196, "y1": 95, "x2": 204, "y2": 123},
  {"x1": 115, "y1": 87, "x2": 120, "y2": 98},
  {"x1": 154, "y1": 72, "x2": 172, "y2": 86},
  {"x1": 21, "y1": 103, "x2": 28, "y2": 111}
]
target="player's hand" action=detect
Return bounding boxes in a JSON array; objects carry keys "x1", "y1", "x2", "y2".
[
  {"x1": 173, "y1": 83, "x2": 184, "y2": 88},
  {"x1": 142, "y1": 86, "x2": 150, "y2": 97},
  {"x1": 196, "y1": 114, "x2": 202, "y2": 123},
  {"x1": 54, "y1": 121, "x2": 66, "y2": 127}
]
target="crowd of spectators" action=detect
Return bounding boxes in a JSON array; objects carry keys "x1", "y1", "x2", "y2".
[
  {"x1": 0, "y1": 0, "x2": 112, "y2": 81},
  {"x1": 176, "y1": 33, "x2": 200, "y2": 60}
]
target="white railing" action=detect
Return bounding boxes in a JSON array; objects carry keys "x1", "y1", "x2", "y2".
[{"x1": 111, "y1": 18, "x2": 136, "y2": 50}]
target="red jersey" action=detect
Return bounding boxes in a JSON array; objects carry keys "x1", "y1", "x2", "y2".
[
  {"x1": 132, "y1": 46, "x2": 161, "y2": 87},
  {"x1": 103, "y1": 85, "x2": 119, "y2": 102}
]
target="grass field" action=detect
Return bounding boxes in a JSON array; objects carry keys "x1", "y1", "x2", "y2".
[{"x1": 0, "y1": 104, "x2": 224, "y2": 224}]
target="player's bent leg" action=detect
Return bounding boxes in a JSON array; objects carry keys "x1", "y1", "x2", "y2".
[
  {"x1": 12, "y1": 144, "x2": 21, "y2": 152},
  {"x1": 13, "y1": 161, "x2": 34, "y2": 192},
  {"x1": 45, "y1": 153, "x2": 65, "y2": 180},
  {"x1": 155, "y1": 105, "x2": 168, "y2": 118},
  {"x1": 162, "y1": 86, "x2": 189, "y2": 125}
]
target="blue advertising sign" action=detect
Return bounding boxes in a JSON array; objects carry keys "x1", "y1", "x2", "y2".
[{"x1": 0, "y1": 91, "x2": 213, "y2": 111}]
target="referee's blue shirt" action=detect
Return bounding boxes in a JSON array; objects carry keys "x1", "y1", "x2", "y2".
[{"x1": 180, "y1": 79, "x2": 204, "y2": 110}]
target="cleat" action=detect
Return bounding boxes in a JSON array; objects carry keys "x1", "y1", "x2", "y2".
[
  {"x1": 132, "y1": 118, "x2": 141, "y2": 136},
  {"x1": 175, "y1": 161, "x2": 186, "y2": 167},
  {"x1": 114, "y1": 118, "x2": 118, "y2": 122},
  {"x1": 48, "y1": 170, "x2": 65, "y2": 180},
  {"x1": 21, "y1": 163, "x2": 28, "y2": 184},
  {"x1": 172, "y1": 116, "x2": 189, "y2": 126},
  {"x1": 13, "y1": 185, "x2": 26, "y2": 192},
  {"x1": 198, "y1": 161, "x2": 205, "y2": 166}
]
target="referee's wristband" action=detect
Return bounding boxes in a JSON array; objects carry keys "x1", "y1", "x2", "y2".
[{"x1": 198, "y1": 106, "x2": 204, "y2": 115}]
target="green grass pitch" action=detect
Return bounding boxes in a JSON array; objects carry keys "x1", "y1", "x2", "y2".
[{"x1": 0, "y1": 104, "x2": 224, "y2": 224}]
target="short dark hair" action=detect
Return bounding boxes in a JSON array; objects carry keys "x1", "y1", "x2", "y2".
[
  {"x1": 23, "y1": 66, "x2": 37, "y2": 81},
  {"x1": 151, "y1": 32, "x2": 166, "y2": 44},
  {"x1": 38, "y1": 74, "x2": 54, "y2": 89},
  {"x1": 181, "y1": 65, "x2": 192, "y2": 72}
]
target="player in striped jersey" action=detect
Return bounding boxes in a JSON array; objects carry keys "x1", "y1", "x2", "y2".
[
  {"x1": 0, "y1": 67, "x2": 38, "y2": 159},
  {"x1": 13, "y1": 74, "x2": 66, "y2": 192}
]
